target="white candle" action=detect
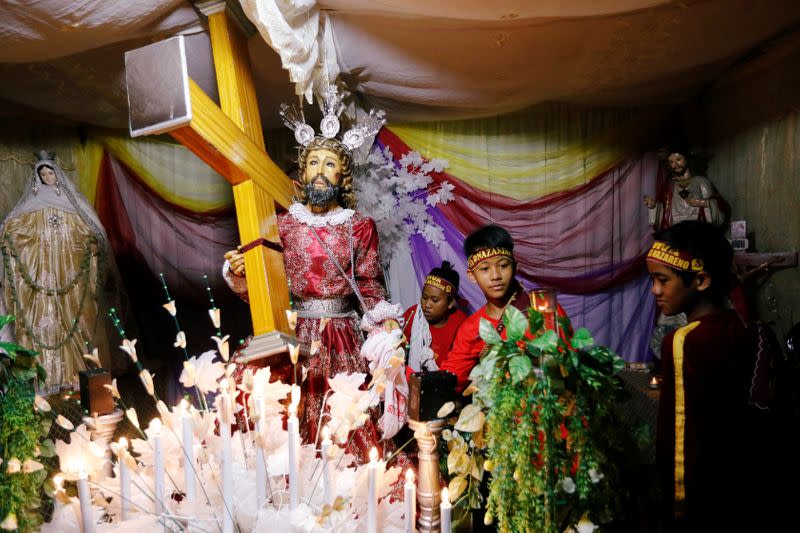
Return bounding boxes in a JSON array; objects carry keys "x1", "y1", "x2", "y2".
[
  {"x1": 321, "y1": 425, "x2": 333, "y2": 505},
  {"x1": 440, "y1": 487, "x2": 451, "y2": 532},
  {"x1": 287, "y1": 387, "x2": 300, "y2": 510},
  {"x1": 150, "y1": 418, "x2": 165, "y2": 516},
  {"x1": 180, "y1": 401, "x2": 196, "y2": 501},
  {"x1": 253, "y1": 395, "x2": 267, "y2": 508},
  {"x1": 404, "y1": 469, "x2": 416, "y2": 533},
  {"x1": 77, "y1": 472, "x2": 95, "y2": 533},
  {"x1": 118, "y1": 438, "x2": 131, "y2": 520},
  {"x1": 220, "y1": 381, "x2": 234, "y2": 533},
  {"x1": 367, "y1": 447, "x2": 380, "y2": 533}
]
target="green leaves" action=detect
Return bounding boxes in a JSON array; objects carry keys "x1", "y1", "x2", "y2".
[
  {"x1": 570, "y1": 328, "x2": 594, "y2": 350},
  {"x1": 479, "y1": 318, "x2": 503, "y2": 345},
  {"x1": 503, "y1": 306, "x2": 528, "y2": 342},
  {"x1": 508, "y1": 355, "x2": 532, "y2": 384},
  {"x1": 530, "y1": 329, "x2": 558, "y2": 353},
  {"x1": 528, "y1": 308, "x2": 544, "y2": 334}
]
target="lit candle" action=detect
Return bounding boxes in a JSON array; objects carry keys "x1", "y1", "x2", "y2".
[
  {"x1": 440, "y1": 487, "x2": 451, "y2": 532},
  {"x1": 118, "y1": 438, "x2": 131, "y2": 520},
  {"x1": 649, "y1": 375, "x2": 659, "y2": 389},
  {"x1": 404, "y1": 469, "x2": 416, "y2": 533},
  {"x1": 287, "y1": 385, "x2": 300, "y2": 510},
  {"x1": 321, "y1": 425, "x2": 333, "y2": 504},
  {"x1": 367, "y1": 447, "x2": 380, "y2": 533},
  {"x1": 219, "y1": 380, "x2": 234, "y2": 533},
  {"x1": 180, "y1": 400, "x2": 196, "y2": 501},
  {"x1": 150, "y1": 418, "x2": 165, "y2": 516},
  {"x1": 253, "y1": 394, "x2": 267, "y2": 508},
  {"x1": 77, "y1": 472, "x2": 95, "y2": 533}
]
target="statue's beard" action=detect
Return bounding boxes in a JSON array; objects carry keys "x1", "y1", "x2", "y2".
[{"x1": 304, "y1": 175, "x2": 341, "y2": 207}]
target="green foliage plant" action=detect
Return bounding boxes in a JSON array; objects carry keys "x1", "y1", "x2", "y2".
[
  {"x1": 446, "y1": 305, "x2": 626, "y2": 532},
  {"x1": 0, "y1": 314, "x2": 55, "y2": 532}
]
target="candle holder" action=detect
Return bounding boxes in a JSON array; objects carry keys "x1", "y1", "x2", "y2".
[
  {"x1": 408, "y1": 418, "x2": 446, "y2": 532},
  {"x1": 530, "y1": 288, "x2": 558, "y2": 314}
]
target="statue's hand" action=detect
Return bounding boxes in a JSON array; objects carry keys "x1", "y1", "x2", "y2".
[
  {"x1": 686, "y1": 198, "x2": 709, "y2": 208},
  {"x1": 643, "y1": 195, "x2": 656, "y2": 209},
  {"x1": 224, "y1": 249, "x2": 246, "y2": 277}
]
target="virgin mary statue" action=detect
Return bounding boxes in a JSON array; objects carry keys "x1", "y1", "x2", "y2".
[{"x1": 1, "y1": 151, "x2": 110, "y2": 393}]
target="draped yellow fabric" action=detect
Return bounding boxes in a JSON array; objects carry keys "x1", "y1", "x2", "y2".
[
  {"x1": 1, "y1": 208, "x2": 102, "y2": 390},
  {"x1": 99, "y1": 136, "x2": 234, "y2": 213},
  {"x1": 671, "y1": 320, "x2": 701, "y2": 506},
  {"x1": 389, "y1": 104, "x2": 663, "y2": 200}
]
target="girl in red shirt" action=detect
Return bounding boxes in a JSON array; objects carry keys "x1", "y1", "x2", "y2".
[{"x1": 401, "y1": 261, "x2": 468, "y2": 373}]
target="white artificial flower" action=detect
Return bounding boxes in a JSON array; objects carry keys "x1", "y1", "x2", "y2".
[
  {"x1": 55, "y1": 425, "x2": 105, "y2": 481},
  {"x1": 589, "y1": 468, "x2": 604, "y2": 483},
  {"x1": 82, "y1": 348, "x2": 101, "y2": 368},
  {"x1": 560, "y1": 477, "x2": 577, "y2": 494},
  {"x1": 211, "y1": 334, "x2": 230, "y2": 362},
  {"x1": 251, "y1": 367, "x2": 292, "y2": 415},
  {"x1": 162, "y1": 300, "x2": 177, "y2": 316},
  {"x1": 120, "y1": 338, "x2": 138, "y2": 363},
  {"x1": 174, "y1": 331, "x2": 187, "y2": 349},
  {"x1": 180, "y1": 351, "x2": 224, "y2": 394},
  {"x1": 209, "y1": 308, "x2": 221, "y2": 329}
]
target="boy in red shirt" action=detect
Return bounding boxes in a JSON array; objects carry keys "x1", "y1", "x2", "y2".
[{"x1": 440, "y1": 225, "x2": 570, "y2": 392}]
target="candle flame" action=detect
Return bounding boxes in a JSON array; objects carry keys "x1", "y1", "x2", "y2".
[
  {"x1": 149, "y1": 418, "x2": 162, "y2": 434},
  {"x1": 406, "y1": 469, "x2": 415, "y2": 483},
  {"x1": 220, "y1": 378, "x2": 229, "y2": 391},
  {"x1": 119, "y1": 437, "x2": 128, "y2": 448},
  {"x1": 322, "y1": 425, "x2": 331, "y2": 441},
  {"x1": 53, "y1": 474, "x2": 64, "y2": 488},
  {"x1": 369, "y1": 447, "x2": 379, "y2": 463},
  {"x1": 441, "y1": 487, "x2": 449, "y2": 503},
  {"x1": 179, "y1": 398, "x2": 189, "y2": 412}
]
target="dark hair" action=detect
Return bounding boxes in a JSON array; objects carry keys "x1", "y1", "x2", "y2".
[
  {"x1": 653, "y1": 221, "x2": 733, "y2": 304},
  {"x1": 428, "y1": 260, "x2": 460, "y2": 294},
  {"x1": 37, "y1": 164, "x2": 54, "y2": 182},
  {"x1": 464, "y1": 225, "x2": 515, "y2": 257}
]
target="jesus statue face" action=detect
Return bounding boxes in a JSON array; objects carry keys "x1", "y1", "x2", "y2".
[{"x1": 302, "y1": 148, "x2": 343, "y2": 208}]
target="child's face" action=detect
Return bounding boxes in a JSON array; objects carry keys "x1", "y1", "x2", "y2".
[
  {"x1": 468, "y1": 256, "x2": 515, "y2": 302},
  {"x1": 420, "y1": 285, "x2": 453, "y2": 326},
  {"x1": 647, "y1": 261, "x2": 697, "y2": 316}
]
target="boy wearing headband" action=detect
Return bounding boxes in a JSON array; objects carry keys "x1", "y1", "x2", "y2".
[
  {"x1": 402, "y1": 261, "x2": 468, "y2": 373},
  {"x1": 440, "y1": 225, "x2": 570, "y2": 392},
  {"x1": 647, "y1": 221, "x2": 753, "y2": 530}
]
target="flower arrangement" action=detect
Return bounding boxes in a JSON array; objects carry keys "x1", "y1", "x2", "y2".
[
  {"x1": 33, "y1": 278, "x2": 410, "y2": 532},
  {"x1": 440, "y1": 304, "x2": 626, "y2": 532}
]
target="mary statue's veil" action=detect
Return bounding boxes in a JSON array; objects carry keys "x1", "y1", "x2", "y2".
[{"x1": 0, "y1": 150, "x2": 108, "y2": 246}]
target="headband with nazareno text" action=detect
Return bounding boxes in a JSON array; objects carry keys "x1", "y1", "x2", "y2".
[
  {"x1": 646, "y1": 241, "x2": 704, "y2": 272},
  {"x1": 424, "y1": 275, "x2": 455, "y2": 294},
  {"x1": 467, "y1": 247, "x2": 514, "y2": 271}
]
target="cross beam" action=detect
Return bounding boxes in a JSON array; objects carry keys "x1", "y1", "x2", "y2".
[{"x1": 124, "y1": 2, "x2": 291, "y2": 336}]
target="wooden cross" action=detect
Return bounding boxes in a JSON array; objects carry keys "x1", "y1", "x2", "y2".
[{"x1": 125, "y1": 1, "x2": 291, "y2": 338}]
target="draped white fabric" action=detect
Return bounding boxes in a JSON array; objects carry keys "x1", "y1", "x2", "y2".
[{"x1": 1, "y1": 1, "x2": 799, "y2": 127}]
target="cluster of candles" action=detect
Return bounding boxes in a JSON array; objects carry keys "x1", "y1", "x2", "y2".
[{"x1": 70, "y1": 383, "x2": 438, "y2": 532}]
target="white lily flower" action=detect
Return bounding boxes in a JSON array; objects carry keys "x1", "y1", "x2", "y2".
[
  {"x1": 162, "y1": 300, "x2": 177, "y2": 316},
  {"x1": 34, "y1": 395, "x2": 51, "y2": 412},
  {"x1": 139, "y1": 369, "x2": 155, "y2": 396},
  {"x1": 209, "y1": 308, "x2": 221, "y2": 329},
  {"x1": 120, "y1": 338, "x2": 138, "y2": 363},
  {"x1": 22, "y1": 459, "x2": 44, "y2": 473},
  {"x1": 212, "y1": 335, "x2": 230, "y2": 362},
  {"x1": 285, "y1": 309, "x2": 298, "y2": 331},
  {"x1": 180, "y1": 351, "x2": 224, "y2": 394},
  {"x1": 174, "y1": 330, "x2": 187, "y2": 349},
  {"x1": 55, "y1": 415, "x2": 74, "y2": 431},
  {"x1": 5, "y1": 458, "x2": 21, "y2": 474},
  {"x1": 103, "y1": 378, "x2": 120, "y2": 400},
  {"x1": 82, "y1": 348, "x2": 101, "y2": 368},
  {"x1": 289, "y1": 343, "x2": 300, "y2": 365},
  {"x1": 126, "y1": 407, "x2": 140, "y2": 429}
]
